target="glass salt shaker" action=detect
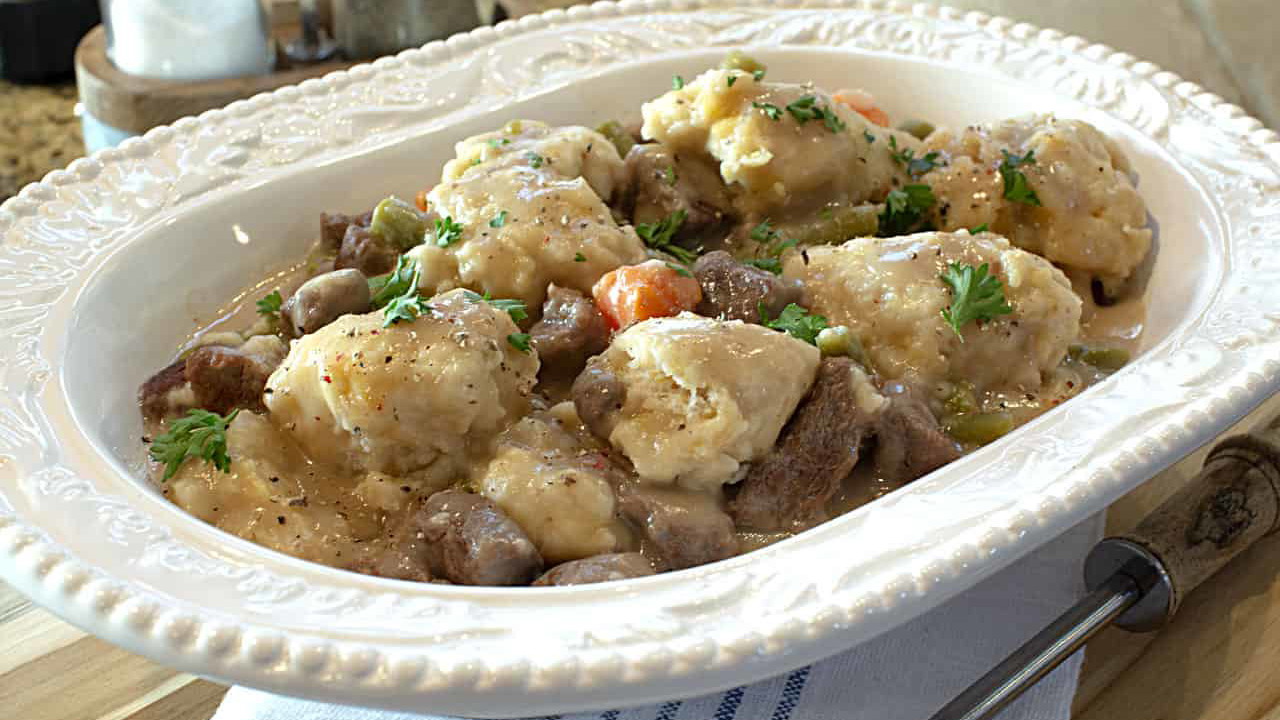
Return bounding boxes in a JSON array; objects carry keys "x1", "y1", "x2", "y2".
[{"x1": 99, "y1": 0, "x2": 275, "y2": 81}]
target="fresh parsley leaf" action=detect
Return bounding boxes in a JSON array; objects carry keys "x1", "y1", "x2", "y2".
[
  {"x1": 665, "y1": 261, "x2": 692, "y2": 278},
  {"x1": 749, "y1": 219, "x2": 776, "y2": 242},
  {"x1": 433, "y1": 215, "x2": 465, "y2": 247},
  {"x1": 507, "y1": 332, "x2": 532, "y2": 353},
  {"x1": 752, "y1": 69, "x2": 766, "y2": 82},
  {"x1": 743, "y1": 257, "x2": 782, "y2": 274},
  {"x1": 489, "y1": 210, "x2": 508, "y2": 228},
  {"x1": 381, "y1": 263, "x2": 432, "y2": 327},
  {"x1": 672, "y1": 75, "x2": 685, "y2": 90},
  {"x1": 663, "y1": 166, "x2": 678, "y2": 186},
  {"x1": 573, "y1": 252, "x2": 587, "y2": 262},
  {"x1": 635, "y1": 209, "x2": 698, "y2": 263},
  {"x1": 878, "y1": 184, "x2": 936, "y2": 236},
  {"x1": 888, "y1": 136, "x2": 942, "y2": 177},
  {"x1": 727, "y1": 75, "x2": 738, "y2": 87},
  {"x1": 149, "y1": 408, "x2": 239, "y2": 481},
  {"x1": 486, "y1": 138, "x2": 511, "y2": 148},
  {"x1": 369, "y1": 254, "x2": 419, "y2": 309},
  {"x1": 939, "y1": 262, "x2": 1014, "y2": 340},
  {"x1": 998, "y1": 150, "x2": 1041, "y2": 206},
  {"x1": 525, "y1": 152, "x2": 545, "y2": 169},
  {"x1": 784, "y1": 95, "x2": 846, "y2": 133},
  {"x1": 970, "y1": 223, "x2": 989, "y2": 233},
  {"x1": 773, "y1": 237, "x2": 798, "y2": 254},
  {"x1": 256, "y1": 290, "x2": 282, "y2": 317},
  {"x1": 760, "y1": 302, "x2": 828, "y2": 345},
  {"x1": 753, "y1": 101, "x2": 782, "y2": 120},
  {"x1": 463, "y1": 290, "x2": 528, "y2": 323}
]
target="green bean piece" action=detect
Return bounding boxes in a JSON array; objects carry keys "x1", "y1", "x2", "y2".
[
  {"x1": 943, "y1": 380, "x2": 978, "y2": 416},
  {"x1": 721, "y1": 51, "x2": 766, "y2": 75},
  {"x1": 1079, "y1": 347, "x2": 1131, "y2": 372},
  {"x1": 896, "y1": 118, "x2": 936, "y2": 141},
  {"x1": 815, "y1": 325, "x2": 865, "y2": 360},
  {"x1": 595, "y1": 120, "x2": 635, "y2": 158},
  {"x1": 945, "y1": 411, "x2": 1015, "y2": 445},
  {"x1": 778, "y1": 204, "x2": 881, "y2": 246},
  {"x1": 370, "y1": 197, "x2": 427, "y2": 251}
]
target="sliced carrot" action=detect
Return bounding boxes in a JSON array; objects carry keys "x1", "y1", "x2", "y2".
[
  {"x1": 592, "y1": 259, "x2": 702, "y2": 330},
  {"x1": 414, "y1": 189, "x2": 431, "y2": 212},
  {"x1": 833, "y1": 89, "x2": 890, "y2": 127}
]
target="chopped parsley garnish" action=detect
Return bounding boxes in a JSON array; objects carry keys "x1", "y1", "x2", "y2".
[
  {"x1": 970, "y1": 223, "x2": 989, "y2": 233},
  {"x1": 635, "y1": 209, "x2": 697, "y2": 263},
  {"x1": 760, "y1": 302, "x2": 828, "y2": 345},
  {"x1": 878, "y1": 184, "x2": 936, "y2": 236},
  {"x1": 255, "y1": 290, "x2": 282, "y2": 317},
  {"x1": 753, "y1": 101, "x2": 782, "y2": 120},
  {"x1": 665, "y1": 261, "x2": 692, "y2": 278},
  {"x1": 433, "y1": 215, "x2": 465, "y2": 247},
  {"x1": 463, "y1": 290, "x2": 528, "y2": 323},
  {"x1": 749, "y1": 218, "x2": 776, "y2": 242},
  {"x1": 743, "y1": 258, "x2": 782, "y2": 274},
  {"x1": 381, "y1": 263, "x2": 431, "y2": 327},
  {"x1": 507, "y1": 332, "x2": 532, "y2": 353},
  {"x1": 149, "y1": 408, "x2": 239, "y2": 481},
  {"x1": 752, "y1": 69, "x2": 766, "y2": 82},
  {"x1": 489, "y1": 210, "x2": 508, "y2": 228},
  {"x1": 863, "y1": 130, "x2": 876, "y2": 144},
  {"x1": 784, "y1": 95, "x2": 847, "y2": 133},
  {"x1": 525, "y1": 152, "x2": 545, "y2": 169},
  {"x1": 369, "y1": 254, "x2": 418, "y2": 309},
  {"x1": 999, "y1": 150, "x2": 1041, "y2": 206},
  {"x1": 672, "y1": 75, "x2": 685, "y2": 90},
  {"x1": 486, "y1": 138, "x2": 511, "y2": 148},
  {"x1": 727, "y1": 75, "x2": 738, "y2": 87},
  {"x1": 939, "y1": 262, "x2": 1014, "y2": 340},
  {"x1": 573, "y1": 252, "x2": 587, "y2": 262},
  {"x1": 663, "y1": 166, "x2": 678, "y2": 186},
  {"x1": 888, "y1": 136, "x2": 942, "y2": 177}
]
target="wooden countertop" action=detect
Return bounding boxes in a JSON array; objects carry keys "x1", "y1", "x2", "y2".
[{"x1": 5, "y1": 401, "x2": 1280, "y2": 720}]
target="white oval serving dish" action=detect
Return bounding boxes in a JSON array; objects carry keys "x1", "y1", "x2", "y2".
[{"x1": 2, "y1": 1, "x2": 1280, "y2": 716}]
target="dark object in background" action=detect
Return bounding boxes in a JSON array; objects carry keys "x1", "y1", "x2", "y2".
[{"x1": 0, "y1": 0, "x2": 100, "y2": 83}]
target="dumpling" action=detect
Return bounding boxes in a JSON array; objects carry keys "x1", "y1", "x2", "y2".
[
  {"x1": 477, "y1": 403, "x2": 634, "y2": 563},
  {"x1": 641, "y1": 68, "x2": 913, "y2": 219},
  {"x1": 578, "y1": 312, "x2": 820, "y2": 490},
  {"x1": 408, "y1": 122, "x2": 647, "y2": 309},
  {"x1": 264, "y1": 288, "x2": 538, "y2": 482},
  {"x1": 786, "y1": 231, "x2": 1081, "y2": 393},
  {"x1": 921, "y1": 115, "x2": 1152, "y2": 284}
]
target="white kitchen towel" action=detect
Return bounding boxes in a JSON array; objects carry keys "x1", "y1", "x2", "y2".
[{"x1": 214, "y1": 514, "x2": 1103, "y2": 720}]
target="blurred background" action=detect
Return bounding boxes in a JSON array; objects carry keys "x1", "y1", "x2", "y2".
[{"x1": 1, "y1": 0, "x2": 1275, "y2": 203}]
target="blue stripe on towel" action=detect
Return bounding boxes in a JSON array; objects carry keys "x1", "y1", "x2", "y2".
[
  {"x1": 713, "y1": 687, "x2": 746, "y2": 720},
  {"x1": 654, "y1": 701, "x2": 682, "y2": 720},
  {"x1": 769, "y1": 668, "x2": 811, "y2": 720},
  {"x1": 601, "y1": 712, "x2": 620, "y2": 720}
]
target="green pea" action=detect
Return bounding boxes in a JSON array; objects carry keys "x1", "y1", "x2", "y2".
[
  {"x1": 595, "y1": 120, "x2": 635, "y2": 158},
  {"x1": 945, "y1": 411, "x2": 1014, "y2": 445},
  {"x1": 896, "y1": 118, "x2": 936, "y2": 141},
  {"x1": 370, "y1": 197, "x2": 427, "y2": 251},
  {"x1": 815, "y1": 325, "x2": 865, "y2": 361},
  {"x1": 1079, "y1": 347, "x2": 1130, "y2": 372},
  {"x1": 721, "y1": 51, "x2": 766, "y2": 75}
]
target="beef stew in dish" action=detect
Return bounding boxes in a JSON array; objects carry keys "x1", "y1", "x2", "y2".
[{"x1": 139, "y1": 56, "x2": 1152, "y2": 587}]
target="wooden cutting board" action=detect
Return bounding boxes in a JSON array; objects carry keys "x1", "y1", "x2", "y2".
[{"x1": 4, "y1": 402, "x2": 1280, "y2": 719}]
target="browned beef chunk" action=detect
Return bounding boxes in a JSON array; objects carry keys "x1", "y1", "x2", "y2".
[
  {"x1": 730, "y1": 358, "x2": 878, "y2": 532},
  {"x1": 692, "y1": 251, "x2": 803, "y2": 324},
  {"x1": 320, "y1": 210, "x2": 371, "y2": 251},
  {"x1": 345, "y1": 551, "x2": 433, "y2": 583},
  {"x1": 184, "y1": 343, "x2": 282, "y2": 416},
  {"x1": 410, "y1": 490, "x2": 543, "y2": 586},
  {"x1": 138, "y1": 358, "x2": 190, "y2": 421},
  {"x1": 533, "y1": 552, "x2": 655, "y2": 586},
  {"x1": 572, "y1": 357, "x2": 627, "y2": 442},
  {"x1": 622, "y1": 144, "x2": 733, "y2": 242},
  {"x1": 335, "y1": 223, "x2": 398, "y2": 277},
  {"x1": 874, "y1": 382, "x2": 962, "y2": 483},
  {"x1": 281, "y1": 268, "x2": 372, "y2": 337},
  {"x1": 617, "y1": 483, "x2": 738, "y2": 571},
  {"x1": 530, "y1": 285, "x2": 610, "y2": 377}
]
